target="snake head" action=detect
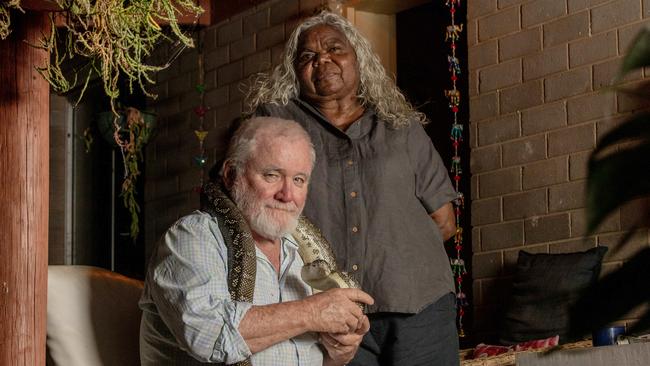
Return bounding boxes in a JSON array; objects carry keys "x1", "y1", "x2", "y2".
[{"x1": 301, "y1": 259, "x2": 334, "y2": 281}]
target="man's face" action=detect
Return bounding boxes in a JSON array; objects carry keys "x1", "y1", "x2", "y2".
[
  {"x1": 295, "y1": 24, "x2": 360, "y2": 103},
  {"x1": 231, "y1": 134, "x2": 312, "y2": 241}
]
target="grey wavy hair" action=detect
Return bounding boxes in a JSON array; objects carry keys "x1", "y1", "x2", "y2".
[
  {"x1": 244, "y1": 11, "x2": 426, "y2": 128},
  {"x1": 221, "y1": 116, "x2": 316, "y2": 178}
]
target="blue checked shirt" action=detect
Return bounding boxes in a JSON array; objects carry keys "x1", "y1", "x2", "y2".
[{"x1": 139, "y1": 210, "x2": 324, "y2": 365}]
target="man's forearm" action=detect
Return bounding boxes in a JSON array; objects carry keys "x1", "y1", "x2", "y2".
[{"x1": 239, "y1": 300, "x2": 312, "y2": 353}]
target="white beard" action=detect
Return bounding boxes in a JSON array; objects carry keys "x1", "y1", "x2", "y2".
[{"x1": 231, "y1": 178, "x2": 300, "y2": 241}]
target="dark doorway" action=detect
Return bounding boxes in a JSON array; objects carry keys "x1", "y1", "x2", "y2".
[{"x1": 396, "y1": 1, "x2": 473, "y2": 346}]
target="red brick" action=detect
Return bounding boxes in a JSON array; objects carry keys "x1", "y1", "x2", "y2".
[
  {"x1": 468, "y1": 19, "x2": 478, "y2": 47},
  {"x1": 230, "y1": 35, "x2": 255, "y2": 61},
  {"x1": 521, "y1": 101, "x2": 566, "y2": 135},
  {"x1": 244, "y1": 50, "x2": 272, "y2": 76},
  {"x1": 478, "y1": 7, "x2": 520, "y2": 41},
  {"x1": 216, "y1": 99, "x2": 242, "y2": 125},
  {"x1": 549, "y1": 237, "x2": 597, "y2": 254},
  {"x1": 567, "y1": 0, "x2": 613, "y2": 12},
  {"x1": 567, "y1": 92, "x2": 616, "y2": 125},
  {"x1": 596, "y1": 116, "x2": 625, "y2": 142},
  {"x1": 620, "y1": 198, "x2": 650, "y2": 230},
  {"x1": 617, "y1": 88, "x2": 650, "y2": 113},
  {"x1": 217, "y1": 60, "x2": 243, "y2": 87},
  {"x1": 571, "y1": 208, "x2": 620, "y2": 237},
  {"x1": 499, "y1": 28, "x2": 542, "y2": 61},
  {"x1": 523, "y1": 45, "x2": 568, "y2": 81},
  {"x1": 522, "y1": 0, "x2": 567, "y2": 27},
  {"x1": 243, "y1": 8, "x2": 269, "y2": 35},
  {"x1": 473, "y1": 252, "x2": 504, "y2": 278},
  {"x1": 481, "y1": 221, "x2": 525, "y2": 251},
  {"x1": 470, "y1": 93, "x2": 499, "y2": 122},
  {"x1": 523, "y1": 157, "x2": 568, "y2": 189},
  {"x1": 504, "y1": 188, "x2": 548, "y2": 220},
  {"x1": 472, "y1": 228, "x2": 482, "y2": 257},
  {"x1": 599, "y1": 230, "x2": 648, "y2": 261},
  {"x1": 205, "y1": 46, "x2": 229, "y2": 71},
  {"x1": 544, "y1": 67, "x2": 592, "y2": 102},
  {"x1": 270, "y1": 0, "x2": 299, "y2": 25},
  {"x1": 471, "y1": 145, "x2": 502, "y2": 173},
  {"x1": 469, "y1": 70, "x2": 479, "y2": 97},
  {"x1": 548, "y1": 123, "x2": 595, "y2": 156},
  {"x1": 479, "y1": 59, "x2": 522, "y2": 92},
  {"x1": 502, "y1": 134, "x2": 546, "y2": 167},
  {"x1": 469, "y1": 120, "x2": 479, "y2": 148},
  {"x1": 205, "y1": 86, "x2": 229, "y2": 109},
  {"x1": 593, "y1": 57, "x2": 643, "y2": 90},
  {"x1": 478, "y1": 167, "x2": 522, "y2": 198},
  {"x1": 468, "y1": 0, "x2": 497, "y2": 18},
  {"x1": 569, "y1": 151, "x2": 591, "y2": 180},
  {"x1": 299, "y1": 0, "x2": 324, "y2": 13},
  {"x1": 549, "y1": 180, "x2": 587, "y2": 212},
  {"x1": 569, "y1": 31, "x2": 617, "y2": 68},
  {"x1": 591, "y1": 0, "x2": 641, "y2": 34},
  {"x1": 477, "y1": 113, "x2": 520, "y2": 146},
  {"x1": 472, "y1": 197, "x2": 503, "y2": 225},
  {"x1": 618, "y1": 20, "x2": 650, "y2": 54},
  {"x1": 469, "y1": 40, "x2": 498, "y2": 70},
  {"x1": 500, "y1": 80, "x2": 544, "y2": 113},
  {"x1": 257, "y1": 23, "x2": 285, "y2": 50},
  {"x1": 218, "y1": 18, "x2": 243, "y2": 46},
  {"x1": 543, "y1": 11, "x2": 589, "y2": 47},
  {"x1": 524, "y1": 213, "x2": 571, "y2": 244},
  {"x1": 498, "y1": 0, "x2": 528, "y2": 8}
]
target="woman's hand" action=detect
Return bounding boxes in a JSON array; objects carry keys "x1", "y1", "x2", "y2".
[{"x1": 320, "y1": 314, "x2": 369, "y2": 366}]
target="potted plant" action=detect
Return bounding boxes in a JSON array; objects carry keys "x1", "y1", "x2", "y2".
[{"x1": 570, "y1": 28, "x2": 650, "y2": 337}]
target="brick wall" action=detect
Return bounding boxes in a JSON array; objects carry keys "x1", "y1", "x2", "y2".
[
  {"x1": 468, "y1": 0, "x2": 650, "y2": 340},
  {"x1": 144, "y1": 0, "x2": 326, "y2": 260}
]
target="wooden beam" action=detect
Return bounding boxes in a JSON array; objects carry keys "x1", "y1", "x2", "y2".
[{"x1": 0, "y1": 12, "x2": 50, "y2": 366}]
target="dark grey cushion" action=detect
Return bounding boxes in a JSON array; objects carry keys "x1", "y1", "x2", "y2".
[{"x1": 499, "y1": 246, "x2": 608, "y2": 345}]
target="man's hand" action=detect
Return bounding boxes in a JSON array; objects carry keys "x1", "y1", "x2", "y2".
[{"x1": 304, "y1": 288, "x2": 373, "y2": 334}]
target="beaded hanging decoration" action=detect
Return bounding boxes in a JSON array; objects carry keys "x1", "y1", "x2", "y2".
[
  {"x1": 193, "y1": 32, "x2": 209, "y2": 193},
  {"x1": 444, "y1": 0, "x2": 468, "y2": 337}
]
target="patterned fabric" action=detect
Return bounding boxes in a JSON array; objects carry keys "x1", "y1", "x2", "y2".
[{"x1": 139, "y1": 210, "x2": 323, "y2": 365}]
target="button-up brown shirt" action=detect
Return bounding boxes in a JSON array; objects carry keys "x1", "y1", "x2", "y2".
[{"x1": 257, "y1": 99, "x2": 456, "y2": 313}]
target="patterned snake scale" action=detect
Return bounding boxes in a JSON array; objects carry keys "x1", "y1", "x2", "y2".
[{"x1": 202, "y1": 182, "x2": 360, "y2": 366}]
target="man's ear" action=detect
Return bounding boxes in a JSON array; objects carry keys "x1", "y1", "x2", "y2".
[{"x1": 222, "y1": 161, "x2": 236, "y2": 188}]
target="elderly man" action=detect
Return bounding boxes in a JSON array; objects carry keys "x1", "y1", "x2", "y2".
[
  {"x1": 246, "y1": 11, "x2": 459, "y2": 366},
  {"x1": 139, "y1": 116, "x2": 374, "y2": 366}
]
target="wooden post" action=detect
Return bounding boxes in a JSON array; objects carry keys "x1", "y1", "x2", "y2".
[{"x1": 0, "y1": 13, "x2": 50, "y2": 365}]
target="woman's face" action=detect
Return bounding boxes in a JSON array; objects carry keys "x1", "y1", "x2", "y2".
[{"x1": 295, "y1": 24, "x2": 360, "y2": 104}]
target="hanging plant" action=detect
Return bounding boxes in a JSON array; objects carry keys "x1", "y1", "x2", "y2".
[
  {"x1": 96, "y1": 107, "x2": 156, "y2": 240},
  {"x1": 1, "y1": 0, "x2": 203, "y2": 241}
]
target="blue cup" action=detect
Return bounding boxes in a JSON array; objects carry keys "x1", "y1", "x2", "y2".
[{"x1": 592, "y1": 326, "x2": 625, "y2": 346}]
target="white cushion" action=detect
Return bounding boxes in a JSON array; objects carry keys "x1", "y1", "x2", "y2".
[{"x1": 47, "y1": 265, "x2": 143, "y2": 366}]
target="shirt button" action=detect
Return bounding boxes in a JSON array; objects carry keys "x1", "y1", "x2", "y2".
[
  {"x1": 350, "y1": 191, "x2": 357, "y2": 198},
  {"x1": 352, "y1": 264, "x2": 359, "y2": 271},
  {"x1": 351, "y1": 226, "x2": 358, "y2": 233},
  {"x1": 347, "y1": 159, "x2": 354, "y2": 166}
]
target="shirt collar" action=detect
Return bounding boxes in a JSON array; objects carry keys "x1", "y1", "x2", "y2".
[{"x1": 293, "y1": 98, "x2": 376, "y2": 139}]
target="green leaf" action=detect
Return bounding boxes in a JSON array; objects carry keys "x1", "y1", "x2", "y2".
[
  {"x1": 586, "y1": 127, "x2": 650, "y2": 234},
  {"x1": 618, "y1": 28, "x2": 650, "y2": 81},
  {"x1": 592, "y1": 112, "x2": 650, "y2": 156}
]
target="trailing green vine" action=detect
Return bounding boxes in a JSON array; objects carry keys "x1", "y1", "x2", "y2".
[
  {"x1": 0, "y1": 0, "x2": 203, "y2": 241},
  {"x1": 114, "y1": 107, "x2": 154, "y2": 240}
]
